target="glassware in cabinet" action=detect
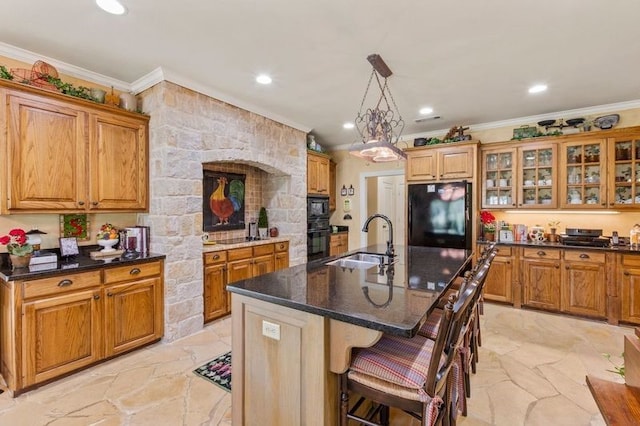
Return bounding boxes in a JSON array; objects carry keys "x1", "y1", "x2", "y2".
[
  {"x1": 516, "y1": 144, "x2": 556, "y2": 208},
  {"x1": 561, "y1": 140, "x2": 606, "y2": 208},
  {"x1": 610, "y1": 137, "x2": 640, "y2": 208},
  {"x1": 482, "y1": 149, "x2": 514, "y2": 208}
]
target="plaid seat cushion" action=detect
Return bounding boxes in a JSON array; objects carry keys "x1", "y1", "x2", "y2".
[
  {"x1": 349, "y1": 333, "x2": 445, "y2": 394},
  {"x1": 418, "y1": 309, "x2": 443, "y2": 339}
]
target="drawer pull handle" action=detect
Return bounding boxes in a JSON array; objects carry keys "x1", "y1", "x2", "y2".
[
  {"x1": 565, "y1": 265, "x2": 570, "y2": 269},
  {"x1": 555, "y1": 264, "x2": 560, "y2": 269},
  {"x1": 579, "y1": 253, "x2": 590, "y2": 259},
  {"x1": 78, "y1": 201, "x2": 85, "y2": 206},
  {"x1": 93, "y1": 294, "x2": 100, "y2": 300},
  {"x1": 537, "y1": 250, "x2": 546, "y2": 256},
  {"x1": 625, "y1": 271, "x2": 631, "y2": 276},
  {"x1": 107, "y1": 292, "x2": 113, "y2": 297},
  {"x1": 92, "y1": 201, "x2": 99, "y2": 206},
  {"x1": 213, "y1": 254, "x2": 220, "y2": 260},
  {"x1": 58, "y1": 279, "x2": 73, "y2": 287},
  {"x1": 130, "y1": 268, "x2": 141, "y2": 275}
]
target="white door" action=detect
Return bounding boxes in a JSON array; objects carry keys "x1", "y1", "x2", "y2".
[{"x1": 368, "y1": 176, "x2": 405, "y2": 248}]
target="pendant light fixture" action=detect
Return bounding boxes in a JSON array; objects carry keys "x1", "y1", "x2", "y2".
[{"x1": 348, "y1": 54, "x2": 406, "y2": 163}]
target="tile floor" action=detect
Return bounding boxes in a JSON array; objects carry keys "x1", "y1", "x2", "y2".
[{"x1": 0, "y1": 304, "x2": 632, "y2": 425}]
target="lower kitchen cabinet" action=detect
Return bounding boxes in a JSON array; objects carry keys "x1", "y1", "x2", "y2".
[
  {"x1": 521, "y1": 248, "x2": 561, "y2": 311},
  {"x1": 619, "y1": 254, "x2": 640, "y2": 324},
  {"x1": 0, "y1": 258, "x2": 164, "y2": 395},
  {"x1": 561, "y1": 250, "x2": 607, "y2": 318},
  {"x1": 329, "y1": 233, "x2": 349, "y2": 257},
  {"x1": 482, "y1": 246, "x2": 514, "y2": 303},
  {"x1": 203, "y1": 240, "x2": 289, "y2": 324}
]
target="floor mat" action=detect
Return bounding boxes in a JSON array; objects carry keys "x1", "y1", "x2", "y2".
[{"x1": 193, "y1": 351, "x2": 231, "y2": 392}]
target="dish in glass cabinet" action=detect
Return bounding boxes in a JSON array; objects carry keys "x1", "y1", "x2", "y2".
[{"x1": 537, "y1": 119, "x2": 556, "y2": 127}]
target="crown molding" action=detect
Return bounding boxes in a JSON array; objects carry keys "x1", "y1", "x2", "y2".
[
  {"x1": 130, "y1": 66, "x2": 164, "y2": 94},
  {"x1": 0, "y1": 42, "x2": 131, "y2": 91}
]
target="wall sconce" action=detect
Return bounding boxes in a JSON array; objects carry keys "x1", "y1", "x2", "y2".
[{"x1": 341, "y1": 185, "x2": 347, "y2": 196}]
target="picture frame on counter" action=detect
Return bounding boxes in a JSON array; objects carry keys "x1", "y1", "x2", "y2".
[
  {"x1": 59, "y1": 237, "x2": 79, "y2": 257},
  {"x1": 499, "y1": 229, "x2": 514, "y2": 242}
]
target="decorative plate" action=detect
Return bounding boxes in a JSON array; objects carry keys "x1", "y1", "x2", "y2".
[{"x1": 594, "y1": 114, "x2": 620, "y2": 129}]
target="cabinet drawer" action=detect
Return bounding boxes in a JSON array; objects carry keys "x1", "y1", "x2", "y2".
[
  {"x1": 22, "y1": 271, "x2": 101, "y2": 299},
  {"x1": 103, "y1": 261, "x2": 162, "y2": 284},
  {"x1": 522, "y1": 248, "x2": 561, "y2": 259},
  {"x1": 621, "y1": 254, "x2": 640, "y2": 267},
  {"x1": 253, "y1": 244, "x2": 274, "y2": 257},
  {"x1": 275, "y1": 241, "x2": 289, "y2": 253},
  {"x1": 564, "y1": 250, "x2": 605, "y2": 263},
  {"x1": 495, "y1": 246, "x2": 512, "y2": 256},
  {"x1": 227, "y1": 247, "x2": 253, "y2": 261},
  {"x1": 204, "y1": 251, "x2": 227, "y2": 265}
]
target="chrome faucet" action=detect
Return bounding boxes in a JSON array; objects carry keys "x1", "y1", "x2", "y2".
[{"x1": 362, "y1": 213, "x2": 394, "y2": 259}]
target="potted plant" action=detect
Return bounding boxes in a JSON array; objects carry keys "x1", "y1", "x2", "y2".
[
  {"x1": 480, "y1": 210, "x2": 496, "y2": 241},
  {"x1": 0, "y1": 228, "x2": 34, "y2": 269},
  {"x1": 258, "y1": 207, "x2": 269, "y2": 239}
]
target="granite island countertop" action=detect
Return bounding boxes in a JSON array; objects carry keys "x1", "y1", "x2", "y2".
[
  {"x1": 226, "y1": 244, "x2": 473, "y2": 337},
  {"x1": 477, "y1": 239, "x2": 640, "y2": 253}
]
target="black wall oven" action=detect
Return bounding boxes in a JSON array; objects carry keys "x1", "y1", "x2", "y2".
[{"x1": 307, "y1": 195, "x2": 330, "y2": 261}]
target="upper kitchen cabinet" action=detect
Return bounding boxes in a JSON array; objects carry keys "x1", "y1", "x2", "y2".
[
  {"x1": 0, "y1": 80, "x2": 149, "y2": 213},
  {"x1": 406, "y1": 140, "x2": 479, "y2": 182},
  {"x1": 481, "y1": 142, "x2": 557, "y2": 209},
  {"x1": 607, "y1": 134, "x2": 640, "y2": 209},
  {"x1": 559, "y1": 138, "x2": 606, "y2": 209},
  {"x1": 329, "y1": 159, "x2": 336, "y2": 211},
  {"x1": 307, "y1": 150, "x2": 330, "y2": 195}
]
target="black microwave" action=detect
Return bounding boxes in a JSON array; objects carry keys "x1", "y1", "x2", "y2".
[{"x1": 307, "y1": 196, "x2": 329, "y2": 218}]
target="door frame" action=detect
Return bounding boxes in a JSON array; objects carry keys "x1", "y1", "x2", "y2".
[{"x1": 358, "y1": 169, "x2": 405, "y2": 248}]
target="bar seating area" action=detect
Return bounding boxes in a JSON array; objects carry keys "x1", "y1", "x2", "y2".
[{"x1": 339, "y1": 244, "x2": 498, "y2": 425}]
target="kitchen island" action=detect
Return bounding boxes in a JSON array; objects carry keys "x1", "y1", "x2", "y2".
[{"x1": 227, "y1": 244, "x2": 472, "y2": 425}]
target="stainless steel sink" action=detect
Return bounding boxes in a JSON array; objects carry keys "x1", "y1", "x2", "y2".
[{"x1": 325, "y1": 252, "x2": 390, "y2": 270}]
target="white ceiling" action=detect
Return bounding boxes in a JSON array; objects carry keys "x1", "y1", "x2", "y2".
[{"x1": 2, "y1": 0, "x2": 640, "y2": 149}]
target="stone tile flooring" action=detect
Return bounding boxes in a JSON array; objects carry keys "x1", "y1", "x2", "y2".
[{"x1": 0, "y1": 304, "x2": 631, "y2": 425}]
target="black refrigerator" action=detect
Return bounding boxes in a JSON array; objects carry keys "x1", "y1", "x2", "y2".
[{"x1": 408, "y1": 181, "x2": 472, "y2": 249}]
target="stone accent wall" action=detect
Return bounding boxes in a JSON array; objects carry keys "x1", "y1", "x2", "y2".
[{"x1": 139, "y1": 81, "x2": 307, "y2": 341}]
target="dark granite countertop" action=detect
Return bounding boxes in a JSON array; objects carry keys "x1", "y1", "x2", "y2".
[
  {"x1": 477, "y1": 239, "x2": 640, "y2": 254},
  {"x1": 227, "y1": 244, "x2": 473, "y2": 337},
  {"x1": 0, "y1": 251, "x2": 166, "y2": 281}
]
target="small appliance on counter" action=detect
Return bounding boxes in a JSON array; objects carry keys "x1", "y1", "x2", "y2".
[{"x1": 560, "y1": 228, "x2": 610, "y2": 247}]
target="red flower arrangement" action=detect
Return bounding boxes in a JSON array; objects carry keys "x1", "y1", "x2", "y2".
[
  {"x1": 480, "y1": 211, "x2": 496, "y2": 232},
  {"x1": 0, "y1": 228, "x2": 34, "y2": 256}
]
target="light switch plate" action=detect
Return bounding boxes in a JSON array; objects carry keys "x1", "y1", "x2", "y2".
[{"x1": 262, "y1": 320, "x2": 281, "y2": 341}]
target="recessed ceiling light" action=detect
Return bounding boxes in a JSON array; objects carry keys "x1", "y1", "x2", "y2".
[
  {"x1": 96, "y1": 0, "x2": 127, "y2": 15},
  {"x1": 343, "y1": 122, "x2": 355, "y2": 129},
  {"x1": 419, "y1": 107, "x2": 433, "y2": 115},
  {"x1": 256, "y1": 74, "x2": 272, "y2": 85},
  {"x1": 528, "y1": 84, "x2": 547, "y2": 94}
]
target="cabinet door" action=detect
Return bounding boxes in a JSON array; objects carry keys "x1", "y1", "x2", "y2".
[
  {"x1": 406, "y1": 150, "x2": 437, "y2": 181},
  {"x1": 483, "y1": 255, "x2": 513, "y2": 303},
  {"x1": 522, "y1": 257, "x2": 561, "y2": 311},
  {"x1": 89, "y1": 112, "x2": 148, "y2": 210},
  {"x1": 253, "y1": 254, "x2": 275, "y2": 277},
  {"x1": 104, "y1": 277, "x2": 163, "y2": 357},
  {"x1": 6, "y1": 92, "x2": 87, "y2": 210},
  {"x1": 560, "y1": 139, "x2": 607, "y2": 209},
  {"x1": 561, "y1": 261, "x2": 606, "y2": 318},
  {"x1": 482, "y1": 148, "x2": 515, "y2": 208},
  {"x1": 307, "y1": 153, "x2": 330, "y2": 195},
  {"x1": 620, "y1": 254, "x2": 640, "y2": 324},
  {"x1": 275, "y1": 252, "x2": 289, "y2": 271},
  {"x1": 608, "y1": 136, "x2": 640, "y2": 209},
  {"x1": 518, "y1": 143, "x2": 557, "y2": 208},
  {"x1": 438, "y1": 145, "x2": 474, "y2": 180},
  {"x1": 204, "y1": 263, "x2": 228, "y2": 322},
  {"x1": 329, "y1": 160, "x2": 336, "y2": 211},
  {"x1": 22, "y1": 289, "x2": 102, "y2": 386},
  {"x1": 228, "y1": 259, "x2": 253, "y2": 283}
]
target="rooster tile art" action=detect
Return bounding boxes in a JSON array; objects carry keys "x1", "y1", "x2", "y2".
[{"x1": 203, "y1": 171, "x2": 246, "y2": 232}]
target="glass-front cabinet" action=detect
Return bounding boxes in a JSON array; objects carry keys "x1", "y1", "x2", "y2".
[
  {"x1": 608, "y1": 136, "x2": 640, "y2": 208},
  {"x1": 482, "y1": 148, "x2": 515, "y2": 208},
  {"x1": 517, "y1": 143, "x2": 557, "y2": 208},
  {"x1": 559, "y1": 139, "x2": 606, "y2": 209}
]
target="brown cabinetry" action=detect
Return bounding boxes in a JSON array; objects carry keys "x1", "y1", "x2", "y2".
[
  {"x1": 307, "y1": 151, "x2": 330, "y2": 195},
  {"x1": 1, "y1": 80, "x2": 149, "y2": 213},
  {"x1": 203, "y1": 241, "x2": 289, "y2": 323},
  {"x1": 482, "y1": 246, "x2": 514, "y2": 303},
  {"x1": 561, "y1": 250, "x2": 607, "y2": 318},
  {"x1": 521, "y1": 248, "x2": 561, "y2": 311},
  {"x1": 329, "y1": 160, "x2": 337, "y2": 211},
  {"x1": 0, "y1": 259, "x2": 164, "y2": 395},
  {"x1": 619, "y1": 254, "x2": 640, "y2": 324},
  {"x1": 559, "y1": 138, "x2": 606, "y2": 209},
  {"x1": 329, "y1": 233, "x2": 349, "y2": 257},
  {"x1": 406, "y1": 141, "x2": 478, "y2": 182}
]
